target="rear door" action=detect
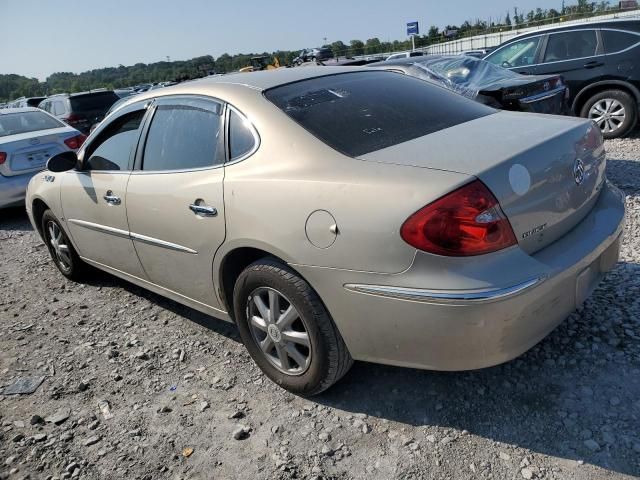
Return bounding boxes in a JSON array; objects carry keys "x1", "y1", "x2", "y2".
[
  {"x1": 535, "y1": 29, "x2": 605, "y2": 103},
  {"x1": 125, "y1": 96, "x2": 227, "y2": 309},
  {"x1": 61, "y1": 105, "x2": 148, "y2": 278}
]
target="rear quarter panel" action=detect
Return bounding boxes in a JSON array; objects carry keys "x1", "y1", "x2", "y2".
[{"x1": 216, "y1": 89, "x2": 473, "y2": 274}]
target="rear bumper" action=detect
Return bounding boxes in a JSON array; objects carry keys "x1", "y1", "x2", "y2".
[
  {"x1": 0, "y1": 172, "x2": 37, "y2": 209},
  {"x1": 518, "y1": 86, "x2": 568, "y2": 115},
  {"x1": 294, "y1": 181, "x2": 625, "y2": 370}
]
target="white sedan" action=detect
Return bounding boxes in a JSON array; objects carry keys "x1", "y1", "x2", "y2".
[{"x1": 0, "y1": 107, "x2": 85, "y2": 209}]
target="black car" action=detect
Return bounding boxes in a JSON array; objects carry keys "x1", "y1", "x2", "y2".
[
  {"x1": 368, "y1": 56, "x2": 568, "y2": 114},
  {"x1": 38, "y1": 90, "x2": 120, "y2": 134},
  {"x1": 294, "y1": 47, "x2": 334, "y2": 65},
  {"x1": 484, "y1": 19, "x2": 640, "y2": 138}
]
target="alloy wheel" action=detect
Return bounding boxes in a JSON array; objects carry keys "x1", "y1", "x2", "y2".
[
  {"x1": 47, "y1": 221, "x2": 72, "y2": 272},
  {"x1": 246, "y1": 287, "x2": 312, "y2": 375},
  {"x1": 589, "y1": 98, "x2": 626, "y2": 134}
]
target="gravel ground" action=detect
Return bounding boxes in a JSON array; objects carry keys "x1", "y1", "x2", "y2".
[{"x1": 1, "y1": 137, "x2": 639, "y2": 480}]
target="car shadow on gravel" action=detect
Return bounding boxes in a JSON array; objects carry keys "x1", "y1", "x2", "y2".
[
  {"x1": 0, "y1": 206, "x2": 31, "y2": 232},
  {"x1": 606, "y1": 158, "x2": 640, "y2": 196},
  {"x1": 79, "y1": 257, "x2": 639, "y2": 476},
  {"x1": 314, "y1": 262, "x2": 640, "y2": 477}
]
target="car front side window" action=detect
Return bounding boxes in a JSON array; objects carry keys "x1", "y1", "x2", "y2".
[
  {"x1": 141, "y1": 100, "x2": 224, "y2": 171},
  {"x1": 486, "y1": 37, "x2": 542, "y2": 68},
  {"x1": 84, "y1": 110, "x2": 145, "y2": 171}
]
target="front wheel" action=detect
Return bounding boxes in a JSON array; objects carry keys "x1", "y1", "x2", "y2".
[
  {"x1": 233, "y1": 258, "x2": 353, "y2": 395},
  {"x1": 580, "y1": 89, "x2": 637, "y2": 139},
  {"x1": 41, "y1": 210, "x2": 88, "y2": 281}
]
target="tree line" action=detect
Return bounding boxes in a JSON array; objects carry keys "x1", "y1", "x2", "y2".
[{"x1": 0, "y1": 0, "x2": 629, "y2": 102}]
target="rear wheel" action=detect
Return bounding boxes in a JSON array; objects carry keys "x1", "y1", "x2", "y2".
[
  {"x1": 41, "y1": 210, "x2": 88, "y2": 281},
  {"x1": 233, "y1": 258, "x2": 353, "y2": 395},
  {"x1": 580, "y1": 89, "x2": 637, "y2": 139}
]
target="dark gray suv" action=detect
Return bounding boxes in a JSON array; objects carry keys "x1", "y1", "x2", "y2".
[
  {"x1": 485, "y1": 19, "x2": 640, "y2": 138},
  {"x1": 38, "y1": 90, "x2": 119, "y2": 134}
]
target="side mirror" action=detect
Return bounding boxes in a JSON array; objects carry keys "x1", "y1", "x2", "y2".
[{"x1": 47, "y1": 151, "x2": 78, "y2": 172}]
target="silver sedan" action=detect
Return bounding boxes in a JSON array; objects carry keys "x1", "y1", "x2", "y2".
[
  {"x1": 25, "y1": 68, "x2": 625, "y2": 395},
  {"x1": 1, "y1": 108, "x2": 84, "y2": 209}
]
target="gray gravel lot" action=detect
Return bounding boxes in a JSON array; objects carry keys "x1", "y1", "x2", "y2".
[{"x1": 1, "y1": 136, "x2": 639, "y2": 480}]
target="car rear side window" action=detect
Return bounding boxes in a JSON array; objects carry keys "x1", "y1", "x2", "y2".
[
  {"x1": 0, "y1": 111, "x2": 64, "y2": 137},
  {"x1": 52, "y1": 101, "x2": 66, "y2": 116},
  {"x1": 265, "y1": 71, "x2": 493, "y2": 157},
  {"x1": 602, "y1": 29, "x2": 640, "y2": 53},
  {"x1": 70, "y1": 92, "x2": 119, "y2": 113},
  {"x1": 142, "y1": 101, "x2": 224, "y2": 171},
  {"x1": 85, "y1": 110, "x2": 144, "y2": 171},
  {"x1": 543, "y1": 30, "x2": 598, "y2": 62},
  {"x1": 229, "y1": 109, "x2": 257, "y2": 160}
]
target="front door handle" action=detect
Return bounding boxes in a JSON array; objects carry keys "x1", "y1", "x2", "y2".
[
  {"x1": 189, "y1": 203, "x2": 217, "y2": 217},
  {"x1": 103, "y1": 191, "x2": 121, "y2": 205},
  {"x1": 584, "y1": 61, "x2": 603, "y2": 69}
]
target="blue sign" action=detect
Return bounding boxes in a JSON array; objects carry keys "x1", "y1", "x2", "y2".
[{"x1": 407, "y1": 21, "x2": 419, "y2": 36}]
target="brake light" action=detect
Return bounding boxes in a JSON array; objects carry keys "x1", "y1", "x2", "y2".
[
  {"x1": 400, "y1": 180, "x2": 517, "y2": 256},
  {"x1": 0, "y1": 152, "x2": 6, "y2": 165},
  {"x1": 63, "y1": 114, "x2": 82, "y2": 125},
  {"x1": 64, "y1": 134, "x2": 87, "y2": 150}
]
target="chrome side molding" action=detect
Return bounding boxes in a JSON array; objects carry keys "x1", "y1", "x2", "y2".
[
  {"x1": 129, "y1": 232, "x2": 197, "y2": 254},
  {"x1": 68, "y1": 219, "x2": 197, "y2": 254},
  {"x1": 67, "y1": 219, "x2": 129, "y2": 239},
  {"x1": 344, "y1": 277, "x2": 545, "y2": 305}
]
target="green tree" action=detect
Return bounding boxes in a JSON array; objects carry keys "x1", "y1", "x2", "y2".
[{"x1": 349, "y1": 40, "x2": 365, "y2": 56}]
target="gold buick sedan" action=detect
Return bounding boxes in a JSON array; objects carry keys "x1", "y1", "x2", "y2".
[{"x1": 26, "y1": 67, "x2": 625, "y2": 395}]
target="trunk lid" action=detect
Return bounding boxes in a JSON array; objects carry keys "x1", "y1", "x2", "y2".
[
  {"x1": 359, "y1": 111, "x2": 606, "y2": 254},
  {"x1": 0, "y1": 127, "x2": 77, "y2": 176}
]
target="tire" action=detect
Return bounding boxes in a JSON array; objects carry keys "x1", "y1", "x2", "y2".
[
  {"x1": 41, "y1": 210, "x2": 88, "y2": 281},
  {"x1": 233, "y1": 258, "x2": 353, "y2": 396},
  {"x1": 580, "y1": 89, "x2": 637, "y2": 139}
]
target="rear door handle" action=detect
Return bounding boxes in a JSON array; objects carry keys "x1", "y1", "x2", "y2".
[
  {"x1": 103, "y1": 190, "x2": 121, "y2": 205},
  {"x1": 584, "y1": 61, "x2": 603, "y2": 68},
  {"x1": 189, "y1": 204, "x2": 217, "y2": 217}
]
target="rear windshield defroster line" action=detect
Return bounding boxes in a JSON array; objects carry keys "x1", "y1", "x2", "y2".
[{"x1": 264, "y1": 71, "x2": 494, "y2": 157}]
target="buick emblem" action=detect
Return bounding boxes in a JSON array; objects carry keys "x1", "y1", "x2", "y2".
[
  {"x1": 543, "y1": 81, "x2": 550, "y2": 91},
  {"x1": 573, "y1": 158, "x2": 585, "y2": 185}
]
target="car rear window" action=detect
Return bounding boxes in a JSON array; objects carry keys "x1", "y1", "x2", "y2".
[
  {"x1": 70, "y1": 92, "x2": 119, "y2": 113},
  {"x1": 0, "y1": 111, "x2": 64, "y2": 137},
  {"x1": 264, "y1": 71, "x2": 493, "y2": 157}
]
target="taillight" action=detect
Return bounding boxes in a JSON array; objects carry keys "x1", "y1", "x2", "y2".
[
  {"x1": 63, "y1": 114, "x2": 82, "y2": 125},
  {"x1": 400, "y1": 180, "x2": 517, "y2": 256},
  {"x1": 64, "y1": 134, "x2": 87, "y2": 150},
  {"x1": 0, "y1": 152, "x2": 6, "y2": 165}
]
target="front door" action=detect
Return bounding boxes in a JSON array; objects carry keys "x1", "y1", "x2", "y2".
[
  {"x1": 125, "y1": 96, "x2": 226, "y2": 309},
  {"x1": 61, "y1": 108, "x2": 147, "y2": 278}
]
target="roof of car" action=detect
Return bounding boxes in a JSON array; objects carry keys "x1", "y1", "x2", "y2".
[
  {"x1": 170, "y1": 66, "x2": 369, "y2": 91},
  {"x1": 501, "y1": 18, "x2": 640, "y2": 43},
  {"x1": 0, "y1": 107, "x2": 41, "y2": 115}
]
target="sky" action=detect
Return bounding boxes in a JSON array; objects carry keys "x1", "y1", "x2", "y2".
[{"x1": 1, "y1": 0, "x2": 563, "y2": 80}]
